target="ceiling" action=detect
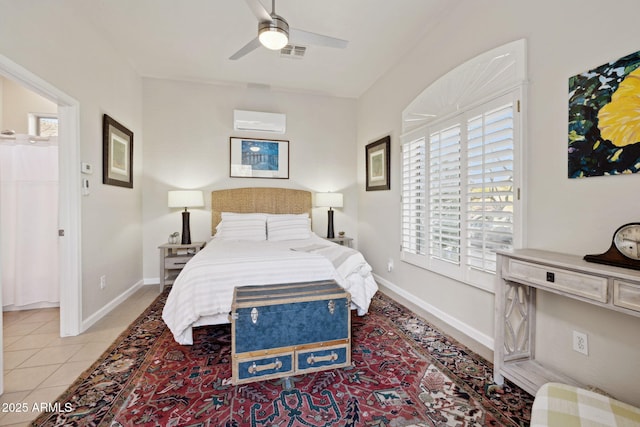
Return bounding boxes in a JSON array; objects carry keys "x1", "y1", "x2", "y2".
[{"x1": 75, "y1": 0, "x2": 459, "y2": 98}]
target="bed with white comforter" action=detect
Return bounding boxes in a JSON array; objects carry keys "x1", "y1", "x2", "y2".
[{"x1": 162, "y1": 233, "x2": 378, "y2": 345}]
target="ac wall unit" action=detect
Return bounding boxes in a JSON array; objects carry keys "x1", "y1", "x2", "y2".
[{"x1": 233, "y1": 110, "x2": 286, "y2": 134}]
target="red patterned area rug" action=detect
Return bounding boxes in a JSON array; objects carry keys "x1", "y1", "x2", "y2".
[{"x1": 32, "y1": 291, "x2": 533, "y2": 426}]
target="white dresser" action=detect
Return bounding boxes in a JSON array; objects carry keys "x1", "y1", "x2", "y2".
[{"x1": 494, "y1": 249, "x2": 640, "y2": 395}]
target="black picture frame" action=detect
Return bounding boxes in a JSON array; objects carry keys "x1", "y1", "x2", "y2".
[
  {"x1": 103, "y1": 114, "x2": 133, "y2": 188},
  {"x1": 365, "y1": 135, "x2": 390, "y2": 191},
  {"x1": 229, "y1": 137, "x2": 290, "y2": 179}
]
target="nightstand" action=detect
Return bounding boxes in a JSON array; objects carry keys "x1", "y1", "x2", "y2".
[
  {"x1": 158, "y1": 242, "x2": 205, "y2": 292},
  {"x1": 325, "y1": 236, "x2": 353, "y2": 248}
]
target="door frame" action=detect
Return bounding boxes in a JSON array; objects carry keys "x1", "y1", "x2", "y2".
[{"x1": 0, "y1": 53, "x2": 82, "y2": 392}]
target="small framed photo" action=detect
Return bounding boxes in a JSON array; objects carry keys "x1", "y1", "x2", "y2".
[
  {"x1": 366, "y1": 135, "x2": 390, "y2": 191},
  {"x1": 103, "y1": 114, "x2": 133, "y2": 188},
  {"x1": 230, "y1": 137, "x2": 289, "y2": 179}
]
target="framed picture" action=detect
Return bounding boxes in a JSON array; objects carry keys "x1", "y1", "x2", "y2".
[
  {"x1": 103, "y1": 114, "x2": 133, "y2": 188},
  {"x1": 366, "y1": 135, "x2": 390, "y2": 191},
  {"x1": 230, "y1": 137, "x2": 289, "y2": 179}
]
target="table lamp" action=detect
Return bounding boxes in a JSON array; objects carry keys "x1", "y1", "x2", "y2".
[
  {"x1": 315, "y1": 192, "x2": 343, "y2": 239},
  {"x1": 168, "y1": 190, "x2": 204, "y2": 244}
]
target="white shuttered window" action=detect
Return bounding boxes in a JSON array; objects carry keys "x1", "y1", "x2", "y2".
[
  {"x1": 429, "y1": 123, "x2": 462, "y2": 265},
  {"x1": 401, "y1": 90, "x2": 521, "y2": 290},
  {"x1": 401, "y1": 132, "x2": 427, "y2": 265},
  {"x1": 466, "y1": 101, "x2": 515, "y2": 274}
]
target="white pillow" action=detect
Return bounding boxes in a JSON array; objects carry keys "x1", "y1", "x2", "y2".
[
  {"x1": 217, "y1": 212, "x2": 267, "y2": 241},
  {"x1": 267, "y1": 214, "x2": 311, "y2": 241}
]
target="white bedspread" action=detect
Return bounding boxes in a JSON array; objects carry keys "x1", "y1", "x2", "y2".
[{"x1": 162, "y1": 234, "x2": 378, "y2": 345}]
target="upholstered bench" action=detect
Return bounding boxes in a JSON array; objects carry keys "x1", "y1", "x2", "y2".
[{"x1": 531, "y1": 383, "x2": 640, "y2": 426}]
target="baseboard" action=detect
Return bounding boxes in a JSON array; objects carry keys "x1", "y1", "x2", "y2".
[
  {"x1": 143, "y1": 277, "x2": 160, "y2": 285},
  {"x1": 373, "y1": 273, "x2": 494, "y2": 350},
  {"x1": 3, "y1": 301, "x2": 60, "y2": 312},
  {"x1": 81, "y1": 279, "x2": 145, "y2": 332}
]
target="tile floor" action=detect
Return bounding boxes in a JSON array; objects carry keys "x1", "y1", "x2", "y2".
[{"x1": 0, "y1": 286, "x2": 159, "y2": 426}]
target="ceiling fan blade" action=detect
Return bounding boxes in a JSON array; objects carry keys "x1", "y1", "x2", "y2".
[
  {"x1": 243, "y1": 0, "x2": 272, "y2": 22},
  {"x1": 229, "y1": 37, "x2": 262, "y2": 60},
  {"x1": 289, "y1": 28, "x2": 348, "y2": 49}
]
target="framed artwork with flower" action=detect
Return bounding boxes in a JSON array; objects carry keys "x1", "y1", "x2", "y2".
[{"x1": 568, "y1": 50, "x2": 640, "y2": 178}]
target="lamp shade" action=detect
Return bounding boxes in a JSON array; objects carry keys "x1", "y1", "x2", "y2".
[
  {"x1": 315, "y1": 192, "x2": 343, "y2": 208},
  {"x1": 168, "y1": 190, "x2": 204, "y2": 209}
]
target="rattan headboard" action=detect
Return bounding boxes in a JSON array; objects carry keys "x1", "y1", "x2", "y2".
[{"x1": 211, "y1": 187, "x2": 312, "y2": 235}]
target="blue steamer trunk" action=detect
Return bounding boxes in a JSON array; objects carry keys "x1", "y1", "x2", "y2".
[{"x1": 231, "y1": 280, "x2": 351, "y2": 384}]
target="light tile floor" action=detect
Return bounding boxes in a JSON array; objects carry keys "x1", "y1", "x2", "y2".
[{"x1": 0, "y1": 286, "x2": 159, "y2": 426}]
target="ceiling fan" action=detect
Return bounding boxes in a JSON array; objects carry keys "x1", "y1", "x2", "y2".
[{"x1": 229, "y1": 0, "x2": 349, "y2": 60}]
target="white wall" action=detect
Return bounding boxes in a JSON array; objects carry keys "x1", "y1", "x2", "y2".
[
  {"x1": 1, "y1": 77, "x2": 57, "y2": 133},
  {"x1": 0, "y1": 2, "x2": 144, "y2": 319},
  {"x1": 0, "y1": 77, "x2": 3, "y2": 130},
  {"x1": 141, "y1": 78, "x2": 357, "y2": 280},
  {"x1": 357, "y1": 0, "x2": 640, "y2": 405}
]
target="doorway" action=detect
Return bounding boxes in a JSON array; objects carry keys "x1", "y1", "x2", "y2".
[
  {"x1": 0, "y1": 54, "x2": 82, "y2": 394},
  {"x1": 1, "y1": 79, "x2": 59, "y2": 311}
]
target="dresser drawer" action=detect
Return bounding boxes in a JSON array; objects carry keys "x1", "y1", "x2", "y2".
[
  {"x1": 235, "y1": 351, "x2": 294, "y2": 383},
  {"x1": 164, "y1": 256, "x2": 192, "y2": 269},
  {"x1": 296, "y1": 343, "x2": 350, "y2": 374},
  {"x1": 506, "y1": 259, "x2": 608, "y2": 303},
  {"x1": 613, "y1": 280, "x2": 640, "y2": 313}
]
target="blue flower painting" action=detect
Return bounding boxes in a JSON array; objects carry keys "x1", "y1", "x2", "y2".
[{"x1": 568, "y1": 50, "x2": 640, "y2": 178}]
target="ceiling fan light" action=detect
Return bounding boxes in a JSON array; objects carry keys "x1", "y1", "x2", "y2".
[
  {"x1": 259, "y1": 30, "x2": 288, "y2": 50},
  {"x1": 258, "y1": 15, "x2": 289, "y2": 50}
]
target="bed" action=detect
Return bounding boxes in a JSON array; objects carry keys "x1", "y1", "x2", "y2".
[{"x1": 162, "y1": 187, "x2": 378, "y2": 345}]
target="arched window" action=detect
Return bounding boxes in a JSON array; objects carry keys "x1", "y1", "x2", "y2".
[{"x1": 401, "y1": 39, "x2": 526, "y2": 291}]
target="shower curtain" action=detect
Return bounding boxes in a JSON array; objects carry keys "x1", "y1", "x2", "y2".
[{"x1": 0, "y1": 134, "x2": 59, "y2": 308}]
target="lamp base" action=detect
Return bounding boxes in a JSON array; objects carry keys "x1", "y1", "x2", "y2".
[
  {"x1": 181, "y1": 210, "x2": 192, "y2": 244},
  {"x1": 327, "y1": 208, "x2": 335, "y2": 239}
]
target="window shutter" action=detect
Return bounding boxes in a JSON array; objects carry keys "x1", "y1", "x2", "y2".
[
  {"x1": 429, "y1": 124, "x2": 461, "y2": 264},
  {"x1": 466, "y1": 102, "x2": 515, "y2": 273},
  {"x1": 401, "y1": 134, "x2": 427, "y2": 259}
]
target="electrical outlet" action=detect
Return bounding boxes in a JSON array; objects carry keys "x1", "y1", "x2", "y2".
[
  {"x1": 572, "y1": 330, "x2": 588, "y2": 356},
  {"x1": 100, "y1": 275, "x2": 106, "y2": 290},
  {"x1": 387, "y1": 258, "x2": 394, "y2": 272}
]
